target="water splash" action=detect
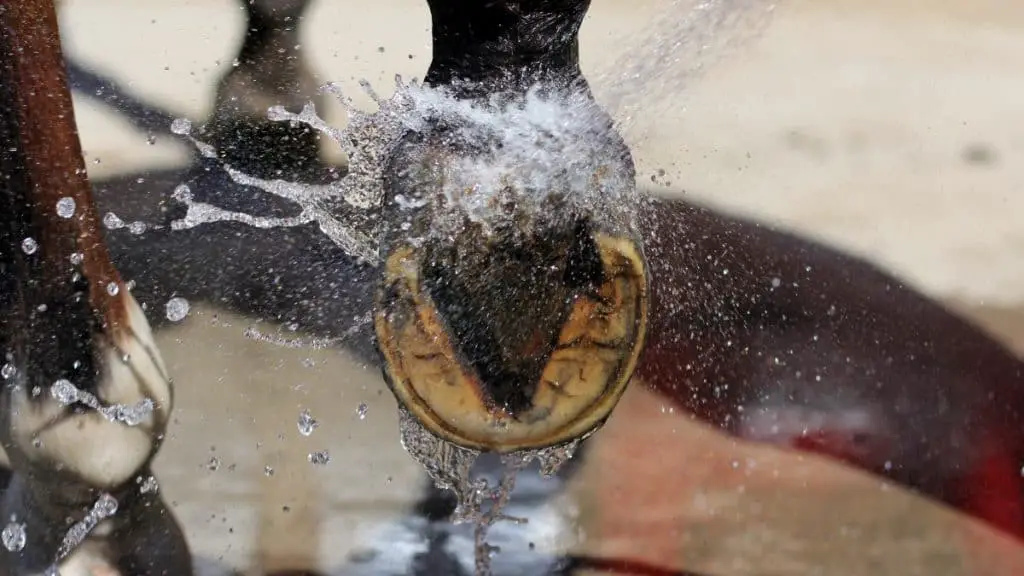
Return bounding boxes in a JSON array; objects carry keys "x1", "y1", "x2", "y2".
[
  {"x1": 50, "y1": 378, "x2": 154, "y2": 427},
  {"x1": 168, "y1": 73, "x2": 643, "y2": 263},
  {"x1": 165, "y1": 77, "x2": 419, "y2": 265},
  {"x1": 384, "y1": 81, "x2": 640, "y2": 243},
  {"x1": 297, "y1": 408, "x2": 318, "y2": 436},
  {"x1": 242, "y1": 325, "x2": 358, "y2": 350},
  {"x1": 308, "y1": 450, "x2": 331, "y2": 466},
  {"x1": 46, "y1": 492, "x2": 118, "y2": 572}
]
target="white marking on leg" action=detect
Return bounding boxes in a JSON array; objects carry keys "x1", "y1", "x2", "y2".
[{"x1": 5, "y1": 293, "x2": 173, "y2": 488}]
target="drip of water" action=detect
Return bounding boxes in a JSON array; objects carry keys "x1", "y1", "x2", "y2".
[
  {"x1": 398, "y1": 408, "x2": 482, "y2": 522},
  {"x1": 398, "y1": 409, "x2": 579, "y2": 575}
]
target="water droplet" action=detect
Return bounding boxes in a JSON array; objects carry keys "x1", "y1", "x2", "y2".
[
  {"x1": 165, "y1": 297, "x2": 190, "y2": 322},
  {"x1": 94, "y1": 493, "x2": 119, "y2": 517},
  {"x1": 102, "y1": 212, "x2": 125, "y2": 230},
  {"x1": 308, "y1": 450, "x2": 331, "y2": 466},
  {"x1": 55, "y1": 197, "x2": 76, "y2": 218},
  {"x1": 51, "y1": 379, "x2": 77, "y2": 405},
  {"x1": 138, "y1": 475, "x2": 159, "y2": 494},
  {"x1": 146, "y1": 134, "x2": 157, "y2": 145},
  {"x1": 1, "y1": 363, "x2": 16, "y2": 380},
  {"x1": 2, "y1": 521, "x2": 26, "y2": 551},
  {"x1": 297, "y1": 409, "x2": 318, "y2": 436},
  {"x1": 106, "y1": 282, "x2": 119, "y2": 296},
  {"x1": 21, "y1": 238, "x2": 37, "y2": 255},
  {"x1": 69, "y1": 252, "x2": 83, "y2": 266},
  {"x1": 170, "y1": 118, "x2": 192, "y2": 135},
  {"x1": 206, "y1": 457, "x2": 221, "y2": 471},
  {"x1": 356, "y1": 403, "x2": 368, "y2": 420},
  {"x1": 172, "y1": 184, "x2": 192, "y2": 202}
]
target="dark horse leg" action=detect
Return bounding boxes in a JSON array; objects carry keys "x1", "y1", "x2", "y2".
[
  {"x1": 202, "y1": 0, "x2": 339, "y2": 183},
  {"x1": 0, "y1": 2, "x2": 191, "y2": 575}
]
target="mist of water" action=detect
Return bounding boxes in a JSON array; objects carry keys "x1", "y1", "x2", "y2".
[{"x1": 592, "y1": 0, "x2": 777, "y2": 131}]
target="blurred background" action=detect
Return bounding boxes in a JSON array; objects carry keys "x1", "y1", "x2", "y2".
[{"x1": 54, "y1": 0, "x2": 1024, "y2": 574}]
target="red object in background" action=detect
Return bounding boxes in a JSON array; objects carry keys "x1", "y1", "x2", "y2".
[{"x1": 637, "y1": 197, "x2": 1024, "y2": 542}]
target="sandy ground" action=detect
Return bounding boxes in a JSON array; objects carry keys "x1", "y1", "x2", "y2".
[{"x1": 48, "y1": 0, "x2": 1024, "y2": 573}]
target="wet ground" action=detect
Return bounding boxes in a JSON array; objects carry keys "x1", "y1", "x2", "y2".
[{"x1": 53, "y1": 0, "x2": 1024, "y2": 574}]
